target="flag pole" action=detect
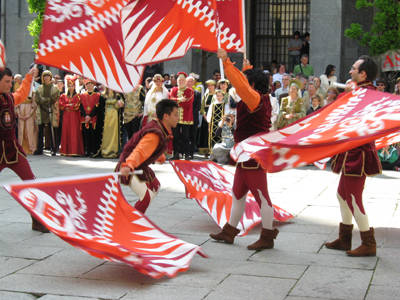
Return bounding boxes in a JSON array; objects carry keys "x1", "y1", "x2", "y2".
[
  {"x1": 215, "y1": 2, "x2": 225, "y2": 80},
  {"x1": 241, "y1": 0, "x2": 247, "y2": 61}
]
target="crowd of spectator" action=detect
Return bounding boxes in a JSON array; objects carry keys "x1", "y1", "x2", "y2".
[{"x1": 11, "y1": 39, "x2": 399, "y2": 165}]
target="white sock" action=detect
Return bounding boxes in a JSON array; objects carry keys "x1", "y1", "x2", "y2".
[
  {"x1": 337, "y1": 193, "x2": 353, "y2": 225},
  {"x1": 258, "y1": 189, "x2": 274, "y2": 229},
  {"x1": 228, "y1": 194, "x2": 246, "y2": 228}
]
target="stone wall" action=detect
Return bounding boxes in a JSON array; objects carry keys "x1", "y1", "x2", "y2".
[{"x1": 309, "y1": 0, "x2": 342, "y2": 81}]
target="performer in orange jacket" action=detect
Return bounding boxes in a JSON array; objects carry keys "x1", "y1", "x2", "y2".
[
  {"x1": 210, "y1": 49, "x2": 278, "y2": 250},
  {"x1": 0, "y1": 66, "x2": 48, "y2": 232},
  {"x1": 116, "y1": 99, "x2": 179, "y2": 213},
  {"x1": 325, "y1": 55, "x2": 381, "y2": 257}
]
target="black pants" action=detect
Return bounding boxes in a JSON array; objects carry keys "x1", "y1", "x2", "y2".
[
  {"x1": 173, "y1": 124, "x2": 193, "y2": 157},
  {"x1": 82, "y1": 123, "x2": 98, "y2": 156},
  {"x1": 36, "y1": 123, "x2": 56, "y2": 153},
  {"x1": 122, "y1": 117, "x2": 141, "y2": 148}
]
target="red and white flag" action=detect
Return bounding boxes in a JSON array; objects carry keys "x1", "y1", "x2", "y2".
[
  {"x1": 232, "y1": 89, "x2": 400, "y2": 172},
  {"x1": 36, "y1": 0, "x2": 144, "y2": 93},
  {"x1": 170, "y1": 160, "x2": 293, "y2": 236},
  {"x1": 3, "y1": 173, "x2": 206, "y2": 279},
  {"x1": 0, "y1": 39, "x2": 6, "y2": 69},
  {"x1": 121, "y1": 0, "x2": 246, "y2": 66}
]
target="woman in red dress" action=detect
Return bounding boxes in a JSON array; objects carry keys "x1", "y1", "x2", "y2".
[{"x1": 59, "y1": 75, "x2": 84, "y2": 156}]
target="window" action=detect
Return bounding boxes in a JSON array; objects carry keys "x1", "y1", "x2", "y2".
[{"x1": 250, "y1": 0, "x2": 310, "y2": 70}]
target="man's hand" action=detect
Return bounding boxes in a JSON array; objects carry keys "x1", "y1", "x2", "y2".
[
  {"x1": 120, "y1": 166, "x2": 131, "y2": 177},
  {"x1": 217, "y1": 48, "x2": 228, "y2": 62},
  {"x1": 28, "y1": 66, "x2": 39, "y2": 78},
  {"x1": 242, "y1": 58, "x2": 251, "y2": 70}
]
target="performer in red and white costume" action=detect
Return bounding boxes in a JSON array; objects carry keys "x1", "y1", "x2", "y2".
[
  {"x1": 210, "y1": 49, "x2": 278, "y2": 250},
  {"x1": 326, "y1": 55, "x2": 381, "y2": 256},
  {"x1": 0, "y1": 65, "x2": 48, "y2": 232},
  {"x1": 116, "y1": 99, "x2": 179, "y2": 213}
]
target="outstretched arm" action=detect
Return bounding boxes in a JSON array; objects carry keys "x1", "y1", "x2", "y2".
[
  {"x1": 13, "y1": 67, "x2": 37, "y2": 105},
  {"x1": 218, "y1": 48, "x2": 260, "y2": 111}
]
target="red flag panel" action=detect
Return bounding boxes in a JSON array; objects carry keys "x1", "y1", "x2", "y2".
[
  {"x1": 170, "y1": 160, "x2": 293, "y2": 236},
  {"x1": 232, "y1": 89, "x2": 400, "y2": 172},
  {"x1": 36, "y1": 0, "x2": 143, "y2": 93},
  {"x1": 121, "y1": 0, "x2": 245, "y2": 66},
  {"x1": 3, "y1": 173, "x2": 206, "y2": 279}
]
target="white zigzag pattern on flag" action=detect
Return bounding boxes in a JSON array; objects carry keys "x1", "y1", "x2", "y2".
[
  {"x1": 38, "y1": 1, "x2": 127, "y2": 57},
  {"x1": 122, "y1": 0, "x2": 242, "y2": 65},
  {"x1": 92, "y1": 176, "x2": 118, "y2": 239}
]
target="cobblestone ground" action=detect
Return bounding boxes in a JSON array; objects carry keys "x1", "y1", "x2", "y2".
[{"x1": 0, "y1": 154, "x2": 399, "y2": 300}]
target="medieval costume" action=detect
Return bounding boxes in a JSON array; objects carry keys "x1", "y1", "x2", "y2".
[
  {"x1": 100, "y1": 89, "x2": 124, "y2": 158},
  {"x1": 15, "y1": 97, "x2": 37, "y2": 154},
  {"x1": 143, "y1": 75, "x2": 169, "y2": 127},
  {"x1": 169, "y1": 72, "x2": 194, "y2": 159},
  {"x1": 122, "y1": 85, "x2": 145, "y2": 145},
  {"x1": 210, "y1": 53, "x2": 278, "y2": 251},
  {"x1": 116, "y1": 118, "x2": 172, "y2": 213},
  {"x1": 34, "y1": 70, "x2": 60, "y2": 155},
  {"x1": 0, "y1": 69, "x2": 48, "y2": 232},
  {"x1": 198, "y1": 80, "x2": 216, "y2": 155},
  {"x1": 326, "y1": 80, "x2": 381, "y2": 257},
  {"x1": 80, "y1": 80, "x2": 105, "y2": 157},
  {"x1": 59, "y1": 76, "x2": 84, "y2": 156},
  {"x1": 277, "y1": 82, "x2": 305, "y2": 129},
  {"x1": 206, "y1": 90, "x2": 229, "y2": 151}
]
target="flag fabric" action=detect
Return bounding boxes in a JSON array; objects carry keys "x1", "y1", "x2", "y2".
[
  {"x1": 231, "y1": 89, "x2": 400, "y2": 173},
  {"x1": 121, "y1": 0, "x2": 245, "y2": 66},
  {"x1": 36, "y1": 0, "x2": 143, "y2": 93},
  {"x1": 170, "y1": 160, "x2": 293, "y2": 236},
  {"x1": 3, "y1": 173, "x2": 206, "y2": 279},
  {"x1": 0, "y1": 39, "x2": 6, "y2": 69}
]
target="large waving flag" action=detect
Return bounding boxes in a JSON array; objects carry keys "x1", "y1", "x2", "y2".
[
  {"x1": 170, "y1": 160, "x2": 293, "y2": 236},
  {"x1": 3, "y1": 173, "x2": 206, "y2": 279},
  {"x1": 36, "y1": 0, "x2": 144, "y2": 93},
  {"x1": 232, "y1": 89, "x2": 400, "y2": 172},
  {"x1": 121, "y1": 0, "x2": 246, "y2": 66}
]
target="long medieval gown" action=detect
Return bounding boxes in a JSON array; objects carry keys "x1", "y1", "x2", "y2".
[{"x1": 59, "y1": 93, "x2": 84, "y2": 156}]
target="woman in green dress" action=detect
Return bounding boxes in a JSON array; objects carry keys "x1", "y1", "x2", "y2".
[
  {"x1": 277, "y1": 81, "x2": 306, "y2": 129},
  {"x1": 100, "y1": 88, "x2": 124, "y2": 158}
]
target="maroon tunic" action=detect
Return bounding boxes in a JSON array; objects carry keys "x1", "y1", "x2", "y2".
[
  {"x1": 234, "y1": 93, "x2": 271, "y2": 143},
  {"x1": 331, "y1": 81, "x2": 382, "y2": 176},
  {"x1": 116, "y1": 119, "x2": 172, "y2": 183},
  {"x1": 0, "y1": 93, "x2": 26, "y2": 164}
]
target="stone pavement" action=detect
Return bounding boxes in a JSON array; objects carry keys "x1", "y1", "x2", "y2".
[{"x1": 0, "y1": 154, "x2": 399, "y2": 300}]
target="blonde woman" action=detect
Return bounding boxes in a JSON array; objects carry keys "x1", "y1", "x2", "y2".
[
  {"x1": 143, "y1": 74, "x2": 169, "y2": 126},
  {"x1": 277, "y1": 81, "x2": 306, "y2": 129}
]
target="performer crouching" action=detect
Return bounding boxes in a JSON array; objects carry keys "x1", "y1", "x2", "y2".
[
  {"x1": 325, "y1": 55, "x2": 381, "y2": 256},
  {"x1": 210, "y1": 49, "x2": 278, "y2": 250},
  {"x1": 116, "y1": 99, "x2": 178, "y2": 213}
]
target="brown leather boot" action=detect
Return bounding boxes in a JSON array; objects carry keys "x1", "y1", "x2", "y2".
[
  {"x1": 325, "y1": 223, "x2": 353, "y2": 251},
  {"x1": 247, "y1": 228, "x2": 279, "y2": 250},
  {"x1": 31, "y1": 216, "x2": 50, "y2": 233},
  {"x1": 346, "y1": 227, "x2": 376, "y2": 257},
  {"x1": 210, "y1": 223, "x2": 240, "y2": 244}
]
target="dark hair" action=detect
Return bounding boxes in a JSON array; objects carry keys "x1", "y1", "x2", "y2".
[
  {"x1": 293, "y1": 31, "x2": 301, "y2": 37},
  {"x1": 243, "y1": 68, "x2": 270, "y2": 94},
  {"x1": 156, "y1": 99, "x2": 179, "y2": 120},
  {"x1": 213, "y1": 69, "x2": 221, "y2": 75},
  {"x1": 358, "y1": 55, "x2": 378, "y2": 81},
  {"x1": 376, "y1": 78, "x2": 385, "y2": 85},
  {"x1": 303, "y1": 32, "x2": 310, "y2": 38},
  {"x1": 300, "y1": 54, "x2": 308, "y2": 59},
  {"x1": 324, "y1": 64, "x2": 336, "y2": 76},
  {"x1": 0, "y1": 67, "x2": 13, "y2": 81}
]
